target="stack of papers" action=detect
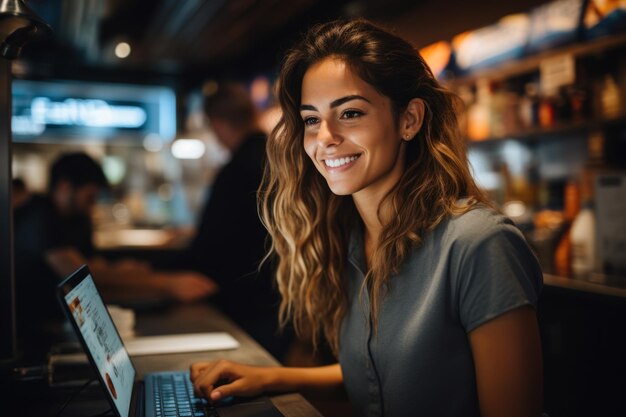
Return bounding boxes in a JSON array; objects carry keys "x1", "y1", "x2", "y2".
[{"x1": 123, "y1": 332, "x2": 240, "y2": 356}]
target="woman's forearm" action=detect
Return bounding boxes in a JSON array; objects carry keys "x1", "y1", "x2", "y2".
[
  {"x1": 269, "y1": 364, "x2": 343, "y2": 392},
  {"x1": 191, "y1": 361, "x2": 344, "y2": 400}
]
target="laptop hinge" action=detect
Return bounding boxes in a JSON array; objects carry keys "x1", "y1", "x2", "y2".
[{"x1": 133, "y1": 381, "x2": 145, "y2": 417}]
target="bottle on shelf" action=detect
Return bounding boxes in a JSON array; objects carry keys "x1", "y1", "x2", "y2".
[
  {"x1": 571, "y1": 165, "x2": 600, "y2": 279},
  {"x1": 567, "y1": 84, "x2": 590, "y2": 122},
  {"x1": 600, "y1": 73, "x2": 622, "y2": 118},
  {"x1": 502, "y1": 85, "x2": 521, "y2": 136},
  {"x1": 518, "y1": 82, "x2": 540, "y2": 129},
  {"x1": 587, "y1": 130, "x2": 606, "y2": 168},
  {"x1": 538, "y1": 91, "x2": 556, "y2": 128},
  {"x1": 570, "y1": 200, "x2": 597, "y2": 279},
  {"x1": 554, "y1": 85, "x2": 572, "y2": 123},
  {"x1": 522, "y1": 158, "x2": 540, "y2": 210},
  {"x1": 553, "y1": 180, "x2": 581, "y2": 278},
  {"x1": 467, "y1": 79, "x2": 491, "y2": 141},
  {"x1": 489, "y1": 81, "x2": 507, "y2": 138},
  {"x1": 570, "y1": 62, "x2": 592, "y2": 123}
]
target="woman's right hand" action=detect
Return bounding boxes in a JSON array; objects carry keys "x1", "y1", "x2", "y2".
[
  {"x1": 156, "y1": 272, "x2": 219, "y2": 302},
  {"x1": 190, "y1": 360, "x2": 277, "y2": 402}
]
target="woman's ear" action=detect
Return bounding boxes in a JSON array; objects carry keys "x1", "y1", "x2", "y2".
[{"x1": 400, "y1": 98, "x2": 425, "y2": 141}]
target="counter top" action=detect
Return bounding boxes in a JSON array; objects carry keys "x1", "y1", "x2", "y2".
[
  {"x1": 94, "y1": 228, "x2": 194, "y2": 250},
  {"x1": 131, "y1": 303, "x2": 323, "y2": 417},
  {"x1": 8, "y1": 303, "x2": 322, "y2": 417},
  {"x1": 543, "y1": 273, "x2": 626, "y2": 299}
]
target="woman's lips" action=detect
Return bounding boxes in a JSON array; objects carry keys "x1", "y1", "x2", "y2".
[{"x1": 322, "y1": 154, "x2": 361, "y2": 173}]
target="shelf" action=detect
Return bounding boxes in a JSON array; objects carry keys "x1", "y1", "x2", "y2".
[
  {"x1": 446, "y1": 32, "x2": 626, "y2": 87},
  {"x1": 465, "y1": 115, "x2": 626, "y2": 145},
  {"x1": 544, "y1": 273, "x2": 626, "y2": 299}
]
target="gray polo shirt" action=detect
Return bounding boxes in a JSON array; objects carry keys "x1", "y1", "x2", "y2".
[{"x1": 338, "y1": 207, "x2": 542, "y2": 417}]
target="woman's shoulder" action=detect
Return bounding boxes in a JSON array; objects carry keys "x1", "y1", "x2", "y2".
[
  {"x1": 436, "y1": 205, "x2": 542, "y2": 299},
  {"x1": 439, "y1": 205, "x2": 522, "y2": 251}
]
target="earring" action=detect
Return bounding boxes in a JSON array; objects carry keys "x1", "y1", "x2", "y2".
[{"x1": 404, "y1": 133, "x2": 411, "y2": 140}]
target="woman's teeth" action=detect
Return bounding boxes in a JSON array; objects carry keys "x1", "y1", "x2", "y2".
[{"x1": 324, "y1": 155, "x2": 359, "y2": 168}]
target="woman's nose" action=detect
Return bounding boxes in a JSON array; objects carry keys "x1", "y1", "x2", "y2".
[{"x1": 317, "y1": 120, "x2": 341, "y2": 148}]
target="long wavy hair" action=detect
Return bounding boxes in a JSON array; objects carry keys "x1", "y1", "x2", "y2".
[{"x1": 259, "y1": 19, "x2": 489, "y2": 354}]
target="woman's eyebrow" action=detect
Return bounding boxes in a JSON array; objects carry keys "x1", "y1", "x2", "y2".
[
  {"x1": 330, "y1": 95, "x2": 370, "y2": 108},
  {"x1": 300, "y1": 95, "x2": 371, "y2": 111}
]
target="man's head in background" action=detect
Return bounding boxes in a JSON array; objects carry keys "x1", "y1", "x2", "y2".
[
  {"x1": 12, "y1": 178, "x2": 30, "y2": 209},
  {"x1": 204, "y1": 83, "x2": 258, "y2": 152},
  {"x1": 49, "y1": 152, "x2": 108, "y2": 216}
]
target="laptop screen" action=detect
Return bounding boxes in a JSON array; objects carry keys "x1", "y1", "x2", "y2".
[{"x1": 62, "y1": 272, "x2": 136, "y2": 417}]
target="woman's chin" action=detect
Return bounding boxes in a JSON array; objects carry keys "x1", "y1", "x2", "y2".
[{"x1": 326, "y1": 182, "x2": 355, "y2": 196}]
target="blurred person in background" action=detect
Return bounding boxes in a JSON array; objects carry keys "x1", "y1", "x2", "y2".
[
  {"x1": 11, "y1": 178, "x2": 30, "y2": 209},
  {"x1": 13, "y1": 152, "x2": 217, "y2": 360},
  {"x1": 181, "y1": 83, "x2": 292, "y2": 360}
]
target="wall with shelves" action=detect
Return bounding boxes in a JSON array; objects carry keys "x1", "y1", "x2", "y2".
[{"x1": 447, "y1": 30, "x2": 626, "y2": 282}]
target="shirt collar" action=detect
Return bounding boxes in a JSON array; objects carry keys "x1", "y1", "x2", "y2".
[{"x1": 347, "y1": 223, "x2": 367, "y2": 276}]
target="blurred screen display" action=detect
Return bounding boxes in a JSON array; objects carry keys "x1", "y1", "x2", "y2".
[{"x1": 12, "y1": 80, "x2": 175, "y2": 144}]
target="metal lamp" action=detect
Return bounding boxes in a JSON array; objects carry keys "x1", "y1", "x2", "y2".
[
  {"x1": 0, "y1": 0, "x2": 51, "y2": 363},
  {"x1": 0, "y1": 0, "x2": 52, "y2": 59}
]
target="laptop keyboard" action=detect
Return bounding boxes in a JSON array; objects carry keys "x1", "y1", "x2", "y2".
[{"x1": 152, "y1": 373, "x2": 219, "y2": 417}]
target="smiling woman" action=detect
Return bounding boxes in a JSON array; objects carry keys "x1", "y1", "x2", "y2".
[{"x1": 191, "y1": 19, "x2": 544, "y2": 417}]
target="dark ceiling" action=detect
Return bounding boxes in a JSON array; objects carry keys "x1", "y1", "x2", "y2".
[
  {"x1": 18, "y1": 0, "x2": 549, "y2": 89},
  {"x1": 19, "y1": 0, "x2": 420, "y2": 87}
]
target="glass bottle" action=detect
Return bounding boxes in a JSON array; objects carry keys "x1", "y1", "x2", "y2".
[
  {"x1": 601, "y1": 74, "x2": 622, "y2": 119},
  {"x1": 518, "y1": 82, "x2": 539, "y2": 129},
  {"x1": 467, "y1": 79, "x2": 491, "y2": 141},
  {"x1": 554, "y1": 181, "x2": 581, "y2": 278},
  {"x1": 539, "y1": 92, "x2": 556, "y2": 128}
]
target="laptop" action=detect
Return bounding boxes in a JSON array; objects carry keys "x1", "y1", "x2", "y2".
[{"x1": 57, "y1": 265, "x2": 283, "y2": 417}]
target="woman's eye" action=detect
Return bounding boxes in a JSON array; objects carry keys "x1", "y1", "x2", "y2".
[
  {"x1": 341, "y1": 110, "x2": 364, "y2": 119},
  {"x1": 302, "y1": 116, "x2": 319, "y2": 126}
]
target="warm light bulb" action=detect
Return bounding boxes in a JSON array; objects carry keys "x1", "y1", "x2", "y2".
[{"x1": 115, "y1": 42, "x2": 131, "y2": 59}]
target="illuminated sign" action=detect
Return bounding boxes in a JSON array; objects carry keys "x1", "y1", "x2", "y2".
[
  {"x1": 30, "y1": 97, "x2": 147, "y2": 128},
  {"x1": 12, "y1": 80, "x2": 176, "y2": 144}
]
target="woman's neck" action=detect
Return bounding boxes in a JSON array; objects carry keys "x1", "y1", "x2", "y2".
[{"x1": 353, "y1": 193, "x2": 385, "y2": 266}]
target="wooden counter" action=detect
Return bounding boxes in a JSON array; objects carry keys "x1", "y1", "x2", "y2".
[
  {"x1": 7, "y1": 302, "x2": 322, "y2": 417},
  {"x1": 131, "y1": 303, "x2": 323, "y2": 417},
  {"x1": 543, "y1": 273, "x2": 626, "y2": 299}
]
